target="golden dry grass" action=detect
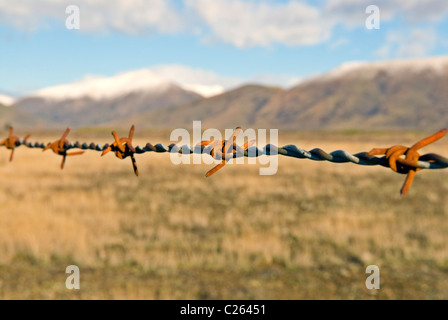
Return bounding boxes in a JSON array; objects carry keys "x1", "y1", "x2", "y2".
[{"x1": 0, "y1": 129, "x2": 447, "y2": 299}]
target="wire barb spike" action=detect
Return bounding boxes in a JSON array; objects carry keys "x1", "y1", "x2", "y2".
[
  {"x1": 368, "y1": 128, "x2": 447, "y2": 197},
  {"x1": 0, "y1": 126, "x2": 31, "y2": 162},
  {"x1": 102, "y1": 124, "x2": 139, "y2": 176},
  {"x1": 42, "y1": 126, "x2": 84, "y2": 169}
]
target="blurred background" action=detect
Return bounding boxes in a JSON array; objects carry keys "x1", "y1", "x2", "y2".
[{"x1": 0, "y1": 0, "x2": 447, "y2": 299}]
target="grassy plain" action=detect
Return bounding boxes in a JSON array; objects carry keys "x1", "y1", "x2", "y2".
[{"x1": 0, "y1": 128, "x2": 447, "y2": 299}]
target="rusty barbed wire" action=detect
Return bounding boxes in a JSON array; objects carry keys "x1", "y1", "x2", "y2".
[{"x1": 1, "y1": 125, "x2": 447, "y2": 197}]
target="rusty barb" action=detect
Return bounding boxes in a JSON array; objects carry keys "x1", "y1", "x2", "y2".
[
  {"x1": 199, "y1": 126, "x2": 255, "y2": 177},
  {"x1": 0, "y1": 126, "x2": 30, "y2": 162},
  {"x1": 43, "y1": 127, "x2": 85, "y2": 169},
  {"x1": 101, "y1": 125, "x2": 139, "y2": 176},
  {"x1": 1, "y1": 125, "x2": 447, "y2": 197},
  {"x1": 367, "y1": 128, "x2": 447, "y2": 197}
]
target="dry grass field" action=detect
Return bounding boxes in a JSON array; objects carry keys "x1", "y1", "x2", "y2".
[{"x1": 0, "y1": 128, "x2": 447, "y2": 299}]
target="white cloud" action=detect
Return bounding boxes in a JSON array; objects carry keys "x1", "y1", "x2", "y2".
[
  {"x1": 185, "y1": 0, "x2": 448, "y2": 48},
  {"x1": 186, "y1": 0, "x2": 332, "y2": 47},
  {"x1": 394, "y1": 0, "x2": 448, "y2": 23},
  {"x1": 1, "y1": 0, "x2": 447, "y2": 48},
  {"x1": 0, "y1": 0, "x2": 333, "y2": 47},
  {"x1": 325, "y1": 0, "x2": 448, "y2": 26},
  {"x1": 0, "y1": 0, "x2": 185, "y2": 33},
  {"x1": 375, "y1": 28, "x2": 438, "y2": 58}
]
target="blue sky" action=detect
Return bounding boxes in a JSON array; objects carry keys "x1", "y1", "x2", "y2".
[{"x1": 1, "y1": 0, "x2": 448, "y2": 96}]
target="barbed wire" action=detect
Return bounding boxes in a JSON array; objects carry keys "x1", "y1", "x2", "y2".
[{"x1": 1, "y1": 125, "x2": 447, "y2": 197}]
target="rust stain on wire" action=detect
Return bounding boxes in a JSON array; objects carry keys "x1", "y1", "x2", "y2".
[{"x1": 1, "y1": 125, "x2": 447, "y2": 197}]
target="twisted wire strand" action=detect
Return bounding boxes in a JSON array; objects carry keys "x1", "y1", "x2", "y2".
[
  {"x1": 12, "y1": 138, "x2": 448, "y2": 170},
  {"x1": 3, "y1": 125, "x2": 447, "y2": 197}
]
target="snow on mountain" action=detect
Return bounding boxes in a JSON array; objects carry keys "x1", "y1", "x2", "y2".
[
  {"x1": 31, "y1": 70, "x2": 175, "y2": 101},
  {"x1": 312, "y1": 55, "x2": 448, "y2": 82},
  {"x1": 0, "y1": 94, "x2": 15, "y2": 106},
  {"x1": 29, "y1": 66, "x2": 236, "y2": 101},
  {"x1": 181, "y1": 84, "x2": 225, "y2": 97}
]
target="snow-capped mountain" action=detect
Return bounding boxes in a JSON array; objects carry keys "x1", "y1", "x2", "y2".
[{"x1": 14, "y1": 68, "x2": 207, "y2": 127}]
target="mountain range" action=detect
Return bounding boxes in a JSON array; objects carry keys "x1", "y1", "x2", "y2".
[{"x1": 7, "y1": 55, "x2": 448, "y2": 131}]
